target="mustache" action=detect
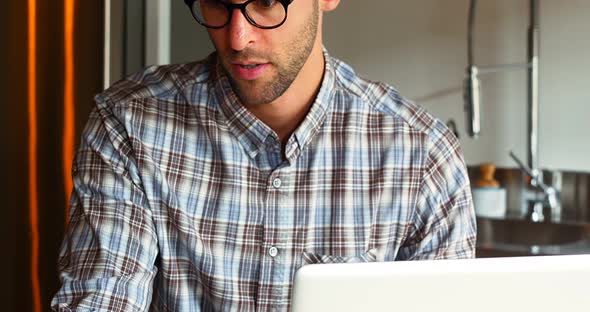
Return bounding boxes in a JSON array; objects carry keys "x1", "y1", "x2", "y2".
[{"x1": 223, "y1": 49, "x2": 272, "y2": 63}]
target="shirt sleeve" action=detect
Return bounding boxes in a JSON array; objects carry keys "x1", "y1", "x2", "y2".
[
  {"x1": 396, "y1": 124, "x2": 477, "y2": 260},
  {"x1": 51, "y1": 100, "x2": 159, "y2": 312}
]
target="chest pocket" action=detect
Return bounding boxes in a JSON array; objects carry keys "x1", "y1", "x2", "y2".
[{"x1": 302, "y1": 248, "x2": 379, "y2": 264}]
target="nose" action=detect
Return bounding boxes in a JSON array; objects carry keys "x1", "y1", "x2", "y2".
[{"x1": 227, "y1": 9, "x2": 255, "y2": 51}]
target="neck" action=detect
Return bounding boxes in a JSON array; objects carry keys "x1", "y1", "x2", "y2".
[{"x1": 245, "y1": 44, "x2": 325, "y2": 144}]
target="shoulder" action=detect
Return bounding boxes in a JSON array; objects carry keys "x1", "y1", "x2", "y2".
[
  {"x1": 95, "y1": 56, "x2": 214, "y2": 110},
  {"x1": 329, "y1": 55, "x2": 455, "y2": 147}
]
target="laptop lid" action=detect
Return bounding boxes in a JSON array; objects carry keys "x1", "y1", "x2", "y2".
[{"x1": 291, "y1": 254, "x2": 590, "y2": 312}]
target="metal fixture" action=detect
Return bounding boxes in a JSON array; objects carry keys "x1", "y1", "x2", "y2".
[
  {"x1": 510, "y1": 151, "x2": 560, "y2": 222},
  {"x1": 465, "y1": 0, "x2": 560, "y2": 222},
  {"x1": 103, "y1": 0, "x2": 112, "y2": 89},
  {"x1": 446, "y1": 119, "x2": 460, "y2": 139},
  {"x1": 145, "y1": 0, "x2": 171, "y2": 66},
  {"x1": 476, "y1": 217, "x2": 590, "y2": 257},
  {"x1": 464, "y1": 0, "x2": 536, "y2": 140},
  {"x1": 103, "y1": 0, "x2": 167, "y2": 89}
]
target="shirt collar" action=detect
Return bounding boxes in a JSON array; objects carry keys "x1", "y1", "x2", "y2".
[
  {"x1": 290, "y1": 48, "x2": 336, "y2": 159},
  {"x1": 213, "y1": 57, "x2": 272, "y2": 160},
  {"x1": 212, "y1": 47, "x2": 337, "y2": 162}
]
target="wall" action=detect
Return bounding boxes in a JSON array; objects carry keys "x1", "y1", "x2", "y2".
[
  {"x1": 322, "y1": 0, "x2": 590, "y2": 172},
  {"x1": 171, "y1": 0, "x2": 213, "y2": 63},
  {"x1": 170, "y1": 0, "x2": 590, "y2": 172}
]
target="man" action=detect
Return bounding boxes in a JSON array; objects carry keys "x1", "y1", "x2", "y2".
[{"x1": 52, "y1": 0, "x2": 476, "y2": 311}]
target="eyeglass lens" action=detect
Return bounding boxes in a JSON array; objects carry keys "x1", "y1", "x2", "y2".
[{"x1": 191, "y1": 0, "x2": 287, "y2": 28}]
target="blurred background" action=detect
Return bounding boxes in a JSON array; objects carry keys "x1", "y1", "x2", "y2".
[
  {"x1": 3, "y1": 0, "x2": 589, "y2": 311},
  {"x1": 3, "y1": 1, "x2": 102, "y2": 311}
]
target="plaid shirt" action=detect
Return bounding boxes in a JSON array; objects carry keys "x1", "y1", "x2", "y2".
[{"x1": 52, "y1": 49, "x2": 476, "y2": 312}]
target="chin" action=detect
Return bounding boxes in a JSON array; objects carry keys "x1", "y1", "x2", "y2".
[
  {"x1": 231, "y1": 81, "x2": 273, "y2": 105},
  {"x1": 236, "y1": 93, "x2": 274, "y2": 106}
]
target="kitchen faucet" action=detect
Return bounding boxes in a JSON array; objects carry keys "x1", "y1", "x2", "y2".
[
  {"x1": 509, "y1": 151, "x2": 561, "y2": 222},
  {"x1": 464, "y1": 0, "x2": 560, "y2": 222}
]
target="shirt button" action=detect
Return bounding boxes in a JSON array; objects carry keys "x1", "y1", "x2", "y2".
[
  {"x1": 268, "y1": 246, "x2": 279, "y2": 257},
  {"x1": 272, "y1": 178, "x2": 282, "y2": 189}
]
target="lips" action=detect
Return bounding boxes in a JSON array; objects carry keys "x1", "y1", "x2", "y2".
[
  {"x1": 230, "y1": 62, "x2": 270, "y2": 81},
  {"x1": 239, "y1": 64, "x2": 260, "y2": 69}
]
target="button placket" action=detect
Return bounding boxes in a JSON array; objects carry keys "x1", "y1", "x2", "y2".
[{"x1": 262, "y1": 170, "x2": 291, "y2": 307}]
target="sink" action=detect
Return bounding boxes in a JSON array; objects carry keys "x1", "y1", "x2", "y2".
[{"x1": 477, "y1": 217, "x2": 590, "y2": 246}]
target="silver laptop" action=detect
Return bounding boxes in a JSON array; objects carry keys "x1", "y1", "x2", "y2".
[{"x1": 291, "y1": 254, "x2": 590, "y2": 312}]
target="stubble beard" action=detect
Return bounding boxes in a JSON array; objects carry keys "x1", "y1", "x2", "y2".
[{"x1": 222, "y1": 3, "x2": 319, "y2": 106}]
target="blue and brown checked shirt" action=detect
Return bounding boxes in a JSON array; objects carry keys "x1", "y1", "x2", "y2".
[{"x1": 52, "y1": 49, "x2": 476, "y2": 312}]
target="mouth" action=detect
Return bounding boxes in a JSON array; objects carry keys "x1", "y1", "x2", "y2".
[
  {"x1": 238, "y1": 64, "x2": 262, "y2": 69},
  {"x1": 230, "y1": 62, "x2": 271, "y2": 81}
]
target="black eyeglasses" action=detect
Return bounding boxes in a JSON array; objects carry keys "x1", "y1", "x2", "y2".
[{"x1": 184, "y1": 0, "x2": 295, "y2": 30}]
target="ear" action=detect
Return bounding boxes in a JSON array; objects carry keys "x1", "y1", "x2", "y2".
[{"x1": 319, "y1": 0, "x2": 340, "y2": 12}]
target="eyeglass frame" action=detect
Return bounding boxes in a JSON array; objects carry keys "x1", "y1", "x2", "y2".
[{"x1": 183, "y1": 0, "x2": 295, "y2": 30}]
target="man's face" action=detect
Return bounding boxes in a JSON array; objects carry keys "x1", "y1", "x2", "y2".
[{"x1": 207, "y1": 0, "x2": 320, "y2": 106}]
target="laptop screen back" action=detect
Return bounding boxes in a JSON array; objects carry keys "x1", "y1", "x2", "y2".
[{"x1": 291, "y1": 254, "x2": 590, "y2": 312}]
